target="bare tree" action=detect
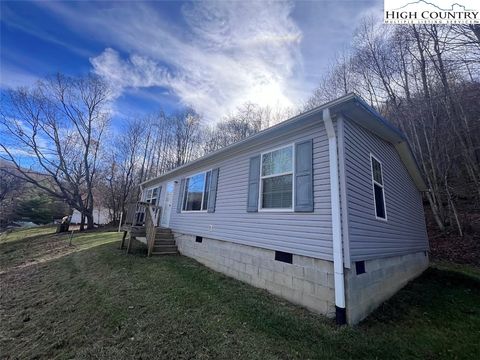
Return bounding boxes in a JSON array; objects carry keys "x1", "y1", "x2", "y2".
[
  {"x1": 103, "y1": 119, "x2": 146, "y2": 223},
  {"x1": 0, "y1": 73, "x2": 110, "y2": 230},
  {"x1": 173, "y1": 108, "x2": 203, "y2": 167},
  {"x1": 305, "y1": 19, "x2": 480, "y2": 235},
  {"x1": 204, "y1": 102, "x2": 296, "y2": 153}
]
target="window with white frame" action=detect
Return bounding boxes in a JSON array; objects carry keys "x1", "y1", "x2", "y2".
[
  {"x1": 137, "y1": 186, "x2": 160, "y2": 224},
  {"x1": 370, "y1": 155, "x2": 387, "y2": 220},
  {"x1": 143, "y1": 187, "x2": 159, "y2": 205},
  {"x1": 183, "y1": 170, "x2": 212, "y2": 211},
  {"x1": 260, "y1": 145, "x2": 294, "y2": 210}
]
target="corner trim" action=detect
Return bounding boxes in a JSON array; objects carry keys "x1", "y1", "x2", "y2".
[{"x1": 337, "y1": 115, "x2": 351, "y2": 268}]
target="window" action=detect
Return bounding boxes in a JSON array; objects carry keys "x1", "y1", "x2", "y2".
[
  {"x1": 260, "y1": 145, "x2": 294, "y2": 210},
  {"x1": 137, "y1": 186, "x2": 160, "y2": 224},
  {"x1": 144, "y1": 187, "x2": 159, "y2": 205},
  {"x1": 183, "y1": 170, "x2": 212, "y2": 212},
  {"x1": 370, "y1": 155, "x2": 387, "y2": 220}
]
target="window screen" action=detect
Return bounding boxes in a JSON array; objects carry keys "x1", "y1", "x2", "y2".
[
  {"x1": 183, "y1": 171, "x2": 212, "y2": 211},
  {"x1": 260, "y1": 146, "x2": 293, "y2": 209}
]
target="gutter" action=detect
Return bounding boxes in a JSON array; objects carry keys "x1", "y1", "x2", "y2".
[
  {"x1": 323, "y1": 108, "x2": 347, "y2": 325},
  {"x1": 353, "y1": 96, "x2": 407, "y2": 142}
]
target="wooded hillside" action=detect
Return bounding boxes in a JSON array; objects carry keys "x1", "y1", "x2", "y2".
[
  {"x1": 1, "y1": 22, "x2": 478, "y2": 264},
  {"x1": 305, "y1": 22, "x2": 480, "y2": 264}
]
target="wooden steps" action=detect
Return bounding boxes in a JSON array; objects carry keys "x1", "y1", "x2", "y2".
[
  {"x1": 123, "y1": 226, "x2": 177, "y2": 256},
  {"x1": 151, "y1": 228, "x2": 178, "y2": 255},
  {"x1": 151, "y1": 246, "x2": 178, "y2": 255}
]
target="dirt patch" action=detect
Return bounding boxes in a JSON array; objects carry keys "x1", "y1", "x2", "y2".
[{"x1": 425, "y1": 209, "x2": 480, "y2": 267}]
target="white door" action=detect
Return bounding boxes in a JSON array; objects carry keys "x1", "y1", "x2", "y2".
[{"x1": 161, "y1": 182, "x2": 175, "y2": 227}]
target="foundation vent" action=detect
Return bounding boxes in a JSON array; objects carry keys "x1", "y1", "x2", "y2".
[
  {"x1": 355, "y1": 260, "x2": 366, "y2": 275},
  {"x1": 275, "y1": 251, "x2": 293, "y2": 264}
]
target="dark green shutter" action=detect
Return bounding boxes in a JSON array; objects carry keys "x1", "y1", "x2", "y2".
[
  {"x1": 294, "y1": 139, "x2": 314, "y2": 212},
  {"x1": 177, "y1": 178, "x2": 185, "y2": 213},
  {"x1": 247, "y1": 155, "x2": 261, "y2": 212},
  {"x1": 207, "y1": 168, "x2": 219, "y2": 213}
]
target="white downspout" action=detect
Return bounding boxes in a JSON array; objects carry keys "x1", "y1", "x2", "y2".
[{"x1": 323, "y1": 108, "x2": 346, "y2": 325}]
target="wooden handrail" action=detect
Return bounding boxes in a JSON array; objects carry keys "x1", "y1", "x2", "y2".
[
  {"x1": 143, "y1": 202, "x2": 161, "y2": 257},
  {"x1": 137, "y1": 201, "x2": 161, "y2": 210},
  {"x1": 124, "y1": 202, "x2": 138, "y2": 225},
  {"x1": 124, "y1": 201, "x2": 161, "y2": 256}
]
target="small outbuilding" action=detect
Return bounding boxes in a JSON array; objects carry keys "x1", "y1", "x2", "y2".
[{"x1": 71, "y1": 208, "x2": 112, "y2": 226}]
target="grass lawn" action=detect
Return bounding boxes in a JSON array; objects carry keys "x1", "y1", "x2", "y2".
[{"x1": 1, "y1": 228, "x2": 479, "y2": 359}]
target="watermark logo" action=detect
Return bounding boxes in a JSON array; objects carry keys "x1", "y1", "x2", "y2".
[{"x1": 384, "y1": 0, "x2": 479, "y2": 24}]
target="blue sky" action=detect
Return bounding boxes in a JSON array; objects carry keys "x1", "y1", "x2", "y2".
[{"x1": 1, "y1": 0, "x2": 381, "y2": 124}]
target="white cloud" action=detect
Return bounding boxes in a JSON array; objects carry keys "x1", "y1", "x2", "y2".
[
  {"x1": 0, "y1": 117, "x2": 51, "y2": 161},
  {"x1": 64, "y1": 1, "x2": 306, "y2": 122},
  {"x1": 34, "y1": 0, "x2": 379, "y2": 122},
  {"x1": 90, "y1": 49, "x2": 172, "y2": 97},
  {"x1": 0, "y1": 63, "x2": 39, "y2": 89}
]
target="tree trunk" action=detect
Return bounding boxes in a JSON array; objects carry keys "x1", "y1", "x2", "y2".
[
  {"x1": 80, "y1": 213, "x2": 85, "y2": 231},
  {"x1": 86, "y1": 213, "x2": 95, "y2": 230},
  {"x1": 426, "y1": 191, "x2": 445, "y2": 232}
]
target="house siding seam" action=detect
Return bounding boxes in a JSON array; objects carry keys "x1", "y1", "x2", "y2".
[
  {"x1": 154, "y1": 122, "x2": 334, "y2": 261},
  {"x1": 344, "y1": 118, "x2": 429, "y2": 261}
]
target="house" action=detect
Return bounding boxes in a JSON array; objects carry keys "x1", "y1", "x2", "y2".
[
  {"x1": 135, "y1": 93, "x2": 429, "y2": 325},
  {"x1": 71, "y1": 207, "x2": 112, "y2": 225}
]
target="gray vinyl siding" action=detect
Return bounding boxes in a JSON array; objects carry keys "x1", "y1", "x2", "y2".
[
  {"x1": 344, "y1": 118, "x2": 428, "y2": 261},
  {"x1": 153, "y1": 122, "x2": 334, "y2": 261}
]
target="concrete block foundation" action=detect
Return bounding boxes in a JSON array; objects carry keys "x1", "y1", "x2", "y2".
[
  {"x1": 174, "y1": 233, "x2": 336, "y2": 317},
  {"x1": 173, "y1": 232, "x2": 428, "y2": 325},
  {"x1": 345, "y1": 251, "x2": 429, "y2": 324}
]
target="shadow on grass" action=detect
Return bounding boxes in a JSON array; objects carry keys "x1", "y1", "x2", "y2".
[
  {"x1": 363, "y1": 268, "x2": 480, "y2": 326},
  {"x1": 2, "y1": 240, "x2": 480, "y2": 359},
  {"x1": 0, "y1": 230, "x2": 121, "y2": 274},
  {"x1": 163, "y1": 255, "x2": 337, "y2": 339},
  {"x1": 0, "y1": 226, "x2": 57, "y2": 244}
]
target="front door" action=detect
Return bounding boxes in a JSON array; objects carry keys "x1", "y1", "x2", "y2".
[{"x1": 161, "y1": 182, "x2": 174, "y2": 227}]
